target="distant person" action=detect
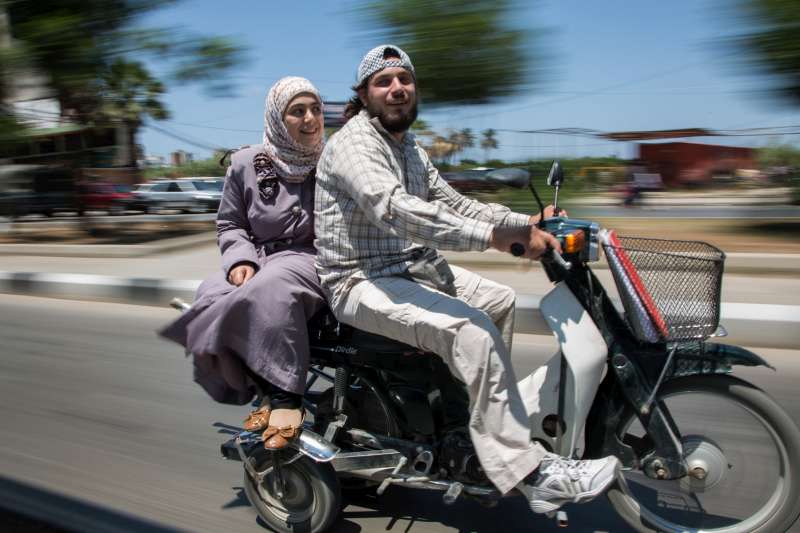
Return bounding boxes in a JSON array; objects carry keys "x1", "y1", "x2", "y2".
[
  {"x1": 314, "y1": 44, "x2": 620, "y2": 517},
  {"x1": 623, "y1": 159, "x2": 647, "y2": 206},
  {"x1": 160, "y1": 77, "x2": 325, "y2": 450}
]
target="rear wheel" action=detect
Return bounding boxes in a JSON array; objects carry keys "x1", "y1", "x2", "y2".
[
  {"x1": 608, "y1": 374, "x2": 800, "y2": 532},
  {"x1": 243, "y1": 449, "x2": 341, "y2": 533}
]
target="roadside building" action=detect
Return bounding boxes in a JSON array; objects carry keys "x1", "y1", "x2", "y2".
[
  {"x1": 639, "y1": 142, "x2": 756, "y2": 187},
  {"x1": 170, "y1": 150, "x2": 194, "y2": 166},
  {"x1": 0, "y1": 7, "x2": 133, "y2": 183}
]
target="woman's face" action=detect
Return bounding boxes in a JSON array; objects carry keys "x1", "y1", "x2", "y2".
[{"x1": 283, "y1": 93, "x2": 323, "y2": 147}]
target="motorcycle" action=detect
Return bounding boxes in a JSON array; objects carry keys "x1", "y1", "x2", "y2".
[{"x1": 172, "y1": 161, "x2": 800, "y2": 532}]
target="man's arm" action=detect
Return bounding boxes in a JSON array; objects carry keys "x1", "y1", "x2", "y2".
[
  {"x1": 424, "y1": 150, "x2": 530, "y2": 228},
  {"x1": 323, "y1": 133, "x2": 494, "y2": 252}
]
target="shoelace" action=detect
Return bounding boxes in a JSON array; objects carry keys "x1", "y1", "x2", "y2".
[{"x1": 539, "y1": 456, "x2": 592, "y2": 481}]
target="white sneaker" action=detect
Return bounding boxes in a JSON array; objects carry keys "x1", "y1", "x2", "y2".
[{"x1": 516, "y1": 453, "x2": 621, "y2": 514}]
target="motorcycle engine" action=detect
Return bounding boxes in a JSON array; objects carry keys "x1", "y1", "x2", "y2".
[{"x1": 438, "y1": 430, "x2": 490, "y2": 485}]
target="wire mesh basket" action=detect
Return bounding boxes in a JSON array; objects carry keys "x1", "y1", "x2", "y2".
[{"x1": 603, "y1": 235, "x2": 725, "y2": 343}]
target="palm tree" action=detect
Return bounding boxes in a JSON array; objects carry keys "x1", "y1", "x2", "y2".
[
  {"x1": 98, "y1": 58, "x2": 168, "y2": 167},
  {"x1": 480, "y1": 128, "x2": 498, "y2": 163}
]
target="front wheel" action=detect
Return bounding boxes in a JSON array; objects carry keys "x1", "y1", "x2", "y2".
[
  {"x1": 243, "y1": 448, "x2": 341, "y2": 533},
  {"x1": 608, "y1": 374, "x2": 800, "y2": 532}
]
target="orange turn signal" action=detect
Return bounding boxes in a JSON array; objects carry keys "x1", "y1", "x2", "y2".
[{"x1": 563, "y1": 230, "x2": 585, "y2": 254}]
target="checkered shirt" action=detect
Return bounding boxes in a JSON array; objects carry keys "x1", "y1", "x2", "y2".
[{"x1": 314, "y1": 110, "x2": 531, "y2": 302}]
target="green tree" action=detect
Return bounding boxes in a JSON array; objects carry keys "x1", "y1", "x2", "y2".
[
  {"x1": 2, "y1": 0, "x2": 245, "y2": 158},
  {"x1": 97, "y1": 58, "x2": 169, "y2": 167},
  {"x1": 480, "y1": 128, "x2": 498, "y2": 162},
  {"x1": 757, "y1": 142, "x2": 800, "y2": 202},
  {"x1": 734, "y1": 0, "x2": 800, "y2": 105},
  {"x1": 359, "y1": 0, "x2": 537, "y2": 105}
]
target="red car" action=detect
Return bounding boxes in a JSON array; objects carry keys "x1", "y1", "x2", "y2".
[{"x1": 77, "y1": 181, "x2": 133, "y2": 215}]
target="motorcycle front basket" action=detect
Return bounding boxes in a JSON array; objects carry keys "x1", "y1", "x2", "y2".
[{"x1": 603, "y1": 236, "x2": 725, "y2": 343}]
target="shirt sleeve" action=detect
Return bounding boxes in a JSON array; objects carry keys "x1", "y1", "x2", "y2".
[
  {"x1": 423, "y1": 148, "x2": 531, "y2": 228},
  {"x1": 216, "y1": 160, "x2": 259, "y2": 275},
  {"x1": 323, "y1": 131, "x2": 494, "y2": 252}
]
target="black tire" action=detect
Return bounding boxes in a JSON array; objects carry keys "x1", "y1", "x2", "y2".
[
  {"x1": 608, "y1": 374, "x2": 800, "y2": 533},
  {"x1": 243, "y1": 449, "x2": 341, "y2": 533}
]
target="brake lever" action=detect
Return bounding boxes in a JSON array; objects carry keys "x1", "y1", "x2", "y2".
[
  {"x1": 509, "y1": 243, "x2": 572, "y2": 271},
  {"x1": 546, "y1": 247, "x2": 572, "y2": 271}
]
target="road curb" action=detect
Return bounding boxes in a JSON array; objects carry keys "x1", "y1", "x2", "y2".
[
  {"x1": 0, "y1": 236, "x2": 796, "y2": 274},
  {"x1": 2, "y1": 271, "x2": 797, "y2": 349},
  {"x1": 0, "y1": 232, "x2": 216, "y2": 258}
]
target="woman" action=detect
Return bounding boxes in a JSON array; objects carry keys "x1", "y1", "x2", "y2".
[{"x1": 160, "y1": 76, "x2": 326, "y2": 450}]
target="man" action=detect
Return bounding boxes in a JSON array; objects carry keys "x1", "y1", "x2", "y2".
[{"x1": 315, "y1": 44, "x2": 620, "y2": 515}]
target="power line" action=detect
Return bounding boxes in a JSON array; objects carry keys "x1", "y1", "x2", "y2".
[
  {"x1": 457, "y1": 59, "x2": 710, "y2": 121},
  {"x1": 163, "y1": 120, "x2": 260, "y2": 133},
  {"x1": 146, "y1": 123, "x2": 224, "y2": 151}
]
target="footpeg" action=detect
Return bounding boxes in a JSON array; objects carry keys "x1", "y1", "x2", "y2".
[
  {"x1": 545, "y1": 510, "x2": 568, "y2": 527},
  {"x1": 442, "y1": 482, "x2": 463, "y2": 505}
]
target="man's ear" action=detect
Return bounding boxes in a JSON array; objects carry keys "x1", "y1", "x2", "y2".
[{"x1": 357, "y1": 87, "x2": 368, "y2": 107}]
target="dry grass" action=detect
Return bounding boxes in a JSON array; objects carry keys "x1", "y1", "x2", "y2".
[{"x1": 599, "y1": 218, "x2": 800, "y2": 253}]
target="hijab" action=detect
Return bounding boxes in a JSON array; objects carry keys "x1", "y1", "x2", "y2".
[{"x1": 262, "y1": 76, "x2": 324, "y2": 182}]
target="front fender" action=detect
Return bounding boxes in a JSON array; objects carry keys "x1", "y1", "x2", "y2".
[{"x1": 670, "y1": 341, "x2": 775, "y2": 380}]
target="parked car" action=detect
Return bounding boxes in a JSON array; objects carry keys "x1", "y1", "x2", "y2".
[
  {"x1": 132, "y1": 177, "x2": 224, "y2": 213},
  {"x1": 76, "y1": 181, "x2": 134, "y2": 215},
  {"x1": 441, "y1": 167, "x2": 503, "y2": 194},
  {"x1": 0, "y1": 164, "x2": 79, "y2": 218}
]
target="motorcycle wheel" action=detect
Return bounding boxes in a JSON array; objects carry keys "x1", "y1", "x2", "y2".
[
  {"x1": 243, "y1": 448, "x2": 341, "y2": 533},
  {"x1": 608, "y1": 374, "x2": 800, "y2": 532}
]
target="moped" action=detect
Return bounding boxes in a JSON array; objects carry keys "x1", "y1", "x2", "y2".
[{"x1": 174, "y1": 161, "x2": 800, "y2": 532}]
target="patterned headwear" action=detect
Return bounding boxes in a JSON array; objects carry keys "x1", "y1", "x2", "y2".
[
  {"x1": 262, "y1": 76, "x2": 324, "y2": 183},
  {"x1": 354, "y1": 44, "x2": 415, "y2": 89}
]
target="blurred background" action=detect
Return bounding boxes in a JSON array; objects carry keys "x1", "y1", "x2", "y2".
[
  {"x1": 1, "y1": 1, "x2": 799, "y2": 532},
  {"x1": 0, "y1": 0, "x2": 798, "y2": 246}
]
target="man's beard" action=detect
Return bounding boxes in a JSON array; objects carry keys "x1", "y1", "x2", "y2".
[{"x1": 366, "y1": 98, "x2": 418, "y2": 134}]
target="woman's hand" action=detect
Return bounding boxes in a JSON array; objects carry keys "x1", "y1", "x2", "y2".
[
  {"x1": 528, "y1": 204, "x2": 567, "y2": 225},
  {"x1": 228, "y1": 264, "x2": 256, "y2": 287}
]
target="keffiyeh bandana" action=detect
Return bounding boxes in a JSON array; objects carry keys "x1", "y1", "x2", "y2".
[{"x1": 355, "y1": 44, "x2": 415, "y2": 88}]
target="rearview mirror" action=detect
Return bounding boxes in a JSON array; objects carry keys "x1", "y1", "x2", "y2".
[{"x1": 546, "y1": 161, "x2": 565, "y2": 188}]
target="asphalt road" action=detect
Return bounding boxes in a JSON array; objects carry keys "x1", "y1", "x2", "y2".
[{"x1": 1, "y1": 294, "x2": 799, "y2": 533}]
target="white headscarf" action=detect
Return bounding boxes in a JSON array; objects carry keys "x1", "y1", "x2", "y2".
[{"x1": 262, "y1": 76, "x2": 324, "y2": 182}]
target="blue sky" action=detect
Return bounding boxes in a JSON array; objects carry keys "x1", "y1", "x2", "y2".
[{"x1": 139, "y1": 0, "x2": 800, "y2": 163}]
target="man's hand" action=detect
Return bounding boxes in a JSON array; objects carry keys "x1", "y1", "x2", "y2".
[
  {"x1": 529, "y1": 204, "x2": 566, "y2": 225},
  {"x1": 228, "y1": 264, "x2": 256, "y2": 286},
  {"x1": 489, "y1": 225, "x2": 561, "y2": 260}
]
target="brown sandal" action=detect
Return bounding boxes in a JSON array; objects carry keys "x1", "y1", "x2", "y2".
[
  {"x1": 262, "y1": 410, "x2": 305, "y2": 450},
  {"x1": 243, "y1": 406, "x2": 271, "y2": 432}
]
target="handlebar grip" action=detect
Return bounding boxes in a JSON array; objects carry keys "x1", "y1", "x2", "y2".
[{"x1": 510, "y1": 243, "x2": 525, "y2": 257}]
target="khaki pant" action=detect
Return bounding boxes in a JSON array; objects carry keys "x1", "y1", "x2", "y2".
[{"x1": 331, "y1": 265, "x2": 546, "y2": 493}]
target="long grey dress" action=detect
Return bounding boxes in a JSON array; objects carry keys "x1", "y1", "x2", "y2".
[{"x1": 160, "y1": 145, "x2": 326, "y2": 405}]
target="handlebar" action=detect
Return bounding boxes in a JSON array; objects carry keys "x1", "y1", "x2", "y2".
[{"x1": 510, "y1": 242, "x2": 572, "y2": 271}]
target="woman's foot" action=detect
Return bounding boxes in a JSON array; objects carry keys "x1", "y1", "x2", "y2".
[
  {"x1": 243, "y1": 406, "x2": 271, "y2": 432},
  {"x1": 262, "y1": 408, "x2": 304, "y2": 450}
]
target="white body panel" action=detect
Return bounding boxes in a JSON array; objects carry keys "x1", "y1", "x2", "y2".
[{"x1": 517, "y1": 282, "x2": 608, "y2": 457}]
